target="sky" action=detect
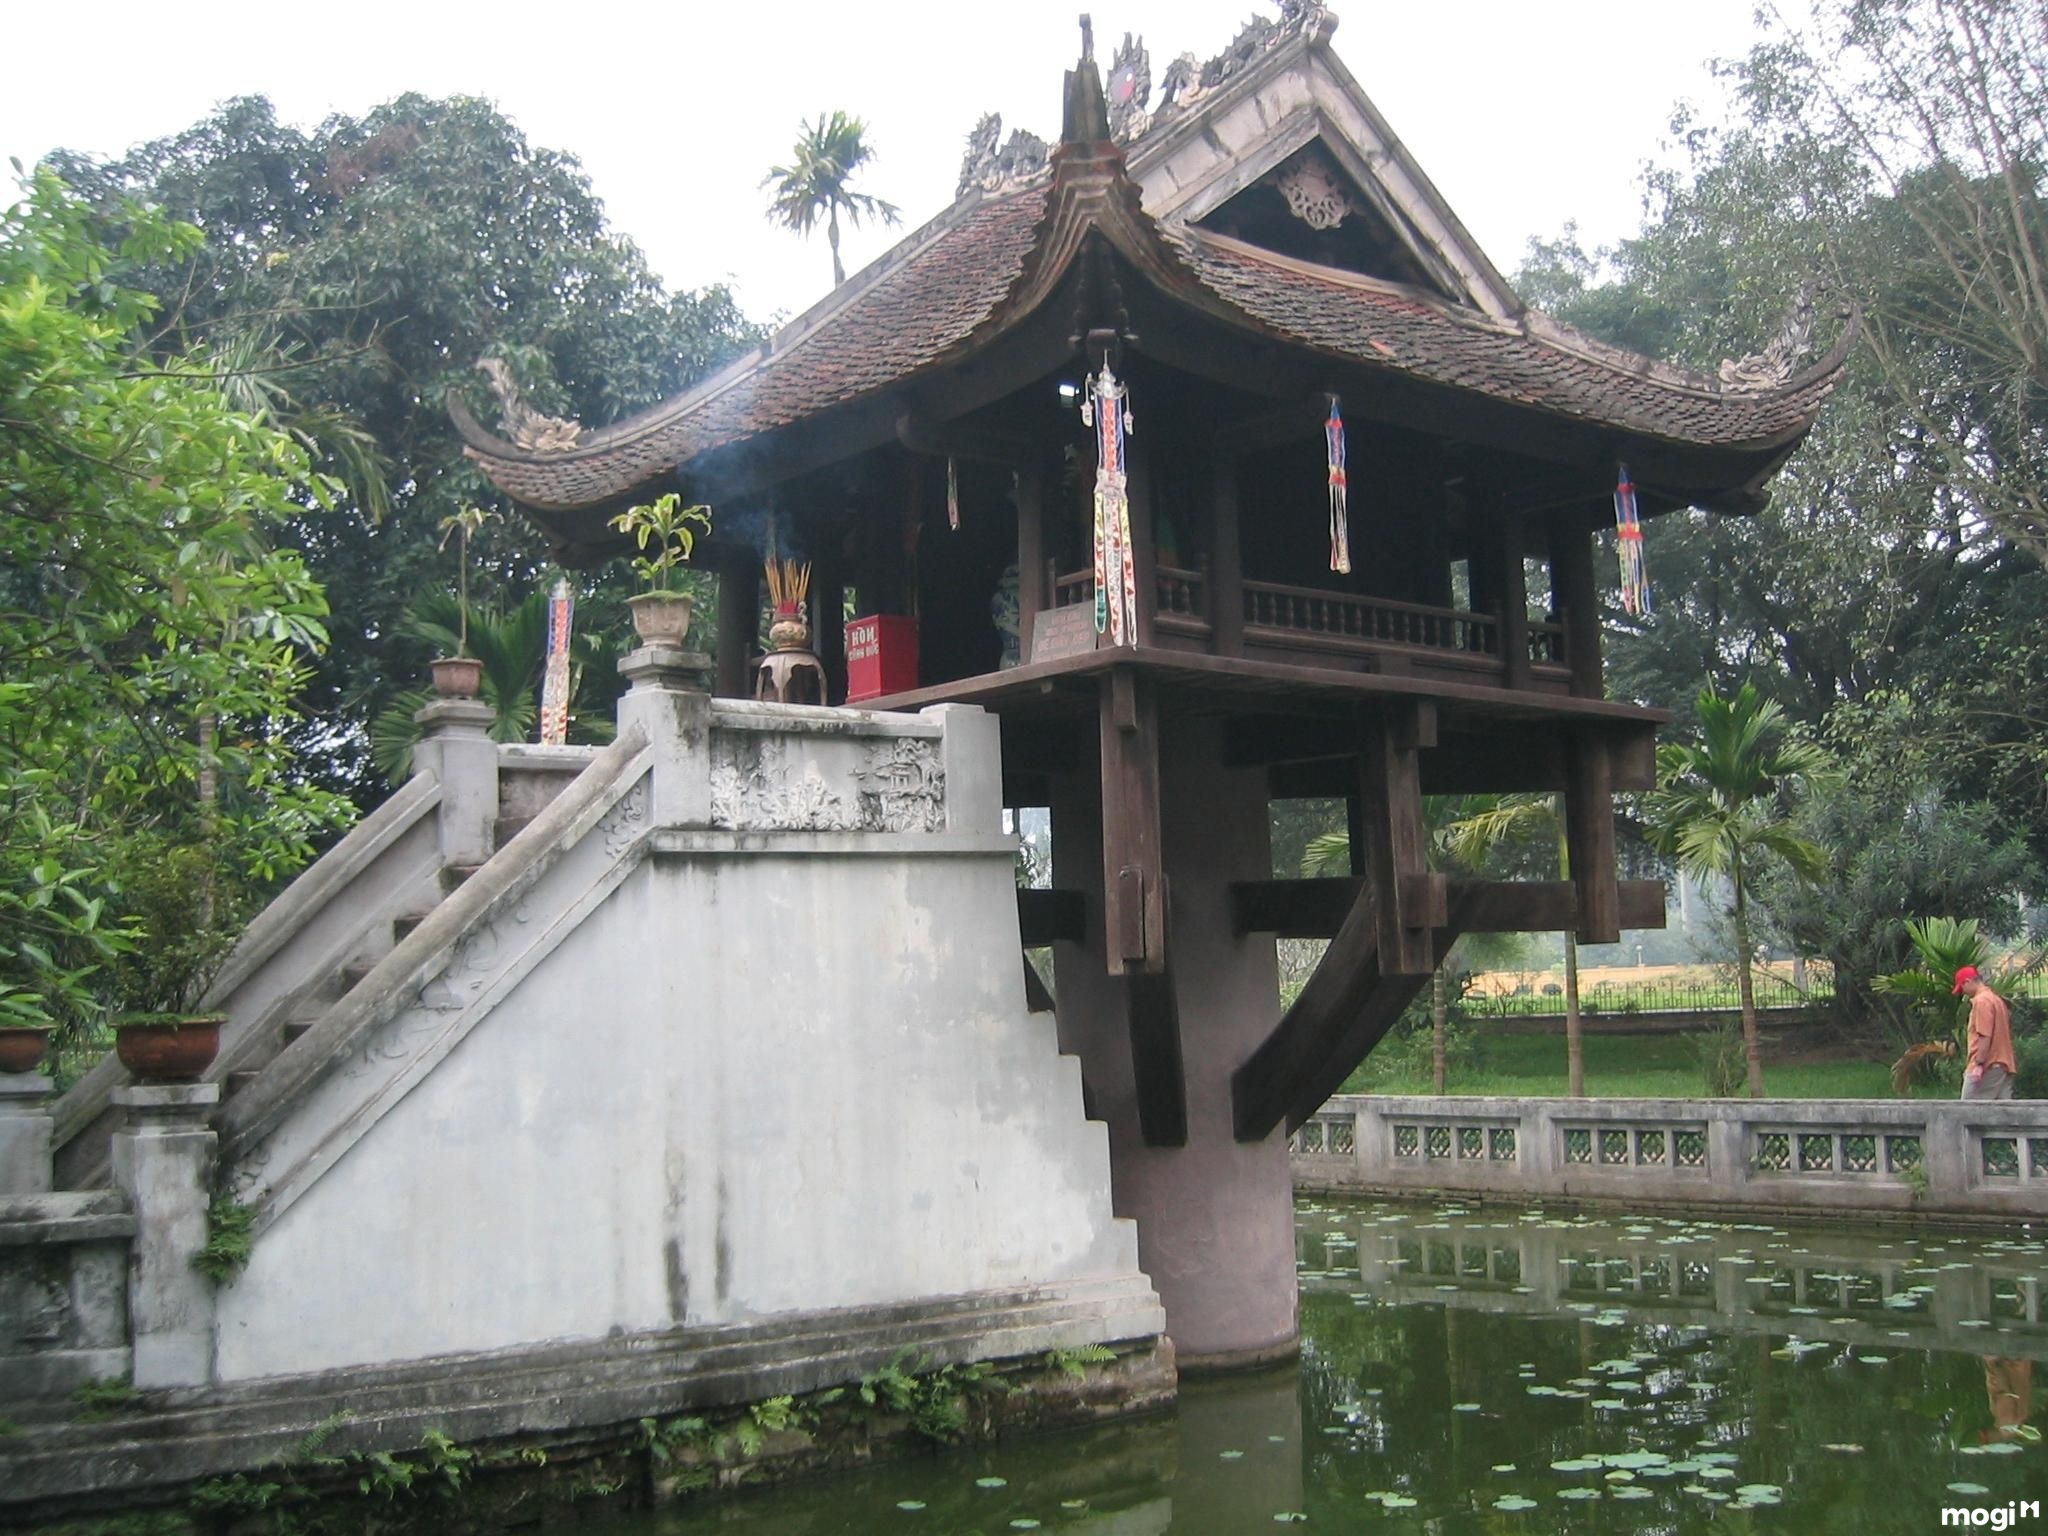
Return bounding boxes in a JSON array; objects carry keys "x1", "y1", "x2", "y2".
[{"x1": 1, "y1": 1, "x2": 1768, "y2": 327}]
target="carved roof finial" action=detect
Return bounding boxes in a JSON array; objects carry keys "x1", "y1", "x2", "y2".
[
  {"x1": 475, "y1": 356, "x2": 584, "y2": 454},
  {"x1": 1063, "y1": 15, "x2": 1112, "y2": 144}
]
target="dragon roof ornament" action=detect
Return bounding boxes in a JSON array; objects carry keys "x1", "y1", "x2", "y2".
[
  {"x1": 956, "y1": 114, "x2": 1053, "y2": 200},
  {"x1": 1717, "y1": 283, "x2": 1820, "y2": 391},
  {"x1": 475, "y1": 357, "x2": 584, "y2": 454}
]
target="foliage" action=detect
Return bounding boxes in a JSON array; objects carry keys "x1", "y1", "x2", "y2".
[
  {"x1": 47, "y1": 95, "x2": 764, "y2": 799},
  {"x1": 762, "y1": 111, "x2": 901, "y2": 288},
  {"x1": 609, "y1": 493, "x2": 713, "y2": 592},
  {"x1": 858, "y1": 1350, "x2": 1000, "y2": 1444},
  {"x1": 1647, "y1": 683, "x2": 1831, "y2": 1096},
  {"x1": 73, "y1": 1377, "x2": 144, "y2": 1420},
  {"x1": 434, "y1": 507, "x2": 498, "y2": 657},
  {"x1": 0, "y1": 172, "x2": 350, "y2": 1047},
  {"x1": 193, "y1": 1194, "x2": 257, "y2": 1284},
  {"x1": 368, "y1": 590, "x2": 616, "y2": 783},
  {"x1": 1694, "y1": 1021, "x2": 1748, "y2": 1097},
  {"x1": 1045, "y1": 1344, "x2": 1117, "y2": 1379},
  {"x1": 1754, "y1": 707, "x2": 2037, "y2": 1035}
]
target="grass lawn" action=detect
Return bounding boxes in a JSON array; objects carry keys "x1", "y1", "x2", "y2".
[{"x1": 1346, "y1": 1028, "x2": 1946, "y2": 1100}]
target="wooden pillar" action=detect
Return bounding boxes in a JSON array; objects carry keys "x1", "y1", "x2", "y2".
[
  {"x1": 714, "y1": 546, "x2": 760, "y2": 699},
  {"x1": 1564, "y1": 729, "x2": 1621, "y2": 945},
  {"x1": 1100, "y1": 667, "x2": 1165, "y2": 975},
  {"x1": 1016, "y1": 461, "x2": 1048, "y2": 653},
  {"x1": 812, "y1": 519, "x2": 845, "y2": 704},
  {"x1": 1357, "y1": 700, "x2": 1443, "y2": 978},
  {"x1": 1488, "y1": 514, "x2": 1531, "y2": 691},
  {"x1": 1547, "y1": 511, "x2": 1603, "y2": 699},
  {"x1": 1210, "y1": 456, "x2": 1244, "y2": 656}
]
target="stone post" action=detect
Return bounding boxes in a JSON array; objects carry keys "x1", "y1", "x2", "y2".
[
  {"x1": 412, "y1": 696, "x2": 499, "y2": 868},
  {"x1": 0, "y1": 1075, "x2": 54, "y2": 1194},
  {"x1": 109, "y1": 1083, "x2": 219, "y2": 1388},
  {"x1": 923, "y1": 704, "x2": 999, "y2": 834},
  {"x1": 617, "y1": 645, "x2": 713, "y2": 829}
]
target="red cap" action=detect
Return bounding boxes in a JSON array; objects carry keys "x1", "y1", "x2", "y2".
[{"x1": 1953, "y1": 965, "x2": 1980, "y2": 995}]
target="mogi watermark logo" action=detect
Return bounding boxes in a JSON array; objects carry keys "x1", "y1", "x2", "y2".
[{"x1": 1943, "y1": 1500, "x2": 2043, "y2": 1530}]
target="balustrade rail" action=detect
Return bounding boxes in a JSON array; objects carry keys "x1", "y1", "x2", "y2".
[
  {"x1": 1292, "y1": 1094, "x2": 2048, "y2": 1218},
  {"x1": 1241, "y1": 579, "x2": 1499, "y2": 659}
]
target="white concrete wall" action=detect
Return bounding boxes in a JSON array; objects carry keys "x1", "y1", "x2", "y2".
[{"x1": 213, "y1": 702, "x2": 1143, "y2": 1381}]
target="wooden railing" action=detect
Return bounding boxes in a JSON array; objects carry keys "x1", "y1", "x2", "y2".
[
  {"x1": 1154, "y1": 565, "x2": 1207, "y2": 634},
  {"x1": 1529, "y1": 619, "x2": 1567, "y2": 667},
  {"x1": 1242, "y1": 579, "x2": 1499, "y2": 657},
  {"x1": 1052, "y1": 569, "x2": 1095, "y2": 609}
]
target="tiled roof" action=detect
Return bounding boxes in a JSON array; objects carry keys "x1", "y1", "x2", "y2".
[
  {"x1": 457, "y1": 184, "x2": 1053, "y2": 511},
  {"x1": 1171, "y1": 230, "x2": 1842, "y2": 449},
  {"x1": 459, "y1": 157, "x2": 1840, "y2": 513}
]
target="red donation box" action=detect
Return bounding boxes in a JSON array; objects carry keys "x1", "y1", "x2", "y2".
[{"x1": 845, "y1": 614, "x2": 919, "y2": 702}]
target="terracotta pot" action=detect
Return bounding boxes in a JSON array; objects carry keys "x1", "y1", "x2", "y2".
[
  {"x1": 0, "y1": 1027, "x2": 51, "y2": 1075},
  {"x1": 628, "y1": 591, "x2": 696, "y2": 646},
  {"x1": 429, "y1": 656, "x2": 485, "y2": 699},
  {"x1": 115, "y1": 1017, "x2": 223, "y2": 1083}
]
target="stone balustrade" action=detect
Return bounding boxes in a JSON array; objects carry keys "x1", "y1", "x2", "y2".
[{"x1": 1293, "y1": 1095, "x2": 2048, "y2": 1218}]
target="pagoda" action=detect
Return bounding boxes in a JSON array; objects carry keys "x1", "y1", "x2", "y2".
[{"x1": 456, "y1": 7, "x2": 1843, "y2": 1367}]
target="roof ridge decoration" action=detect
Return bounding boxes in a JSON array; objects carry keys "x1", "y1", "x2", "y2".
[
  {"x1": 1717, "y1": 282, "x2": 1818, "y2": 391},
  {"x1": 956, "y1": 116, "x2": 1052, "y2": 201},
  {"x1": 475, "y1": 356, "x2": 585, "y2": 454}
]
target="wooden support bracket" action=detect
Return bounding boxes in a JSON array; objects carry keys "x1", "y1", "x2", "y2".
[{"x1": 1565, "y1": 728, "x2": 1621, "y2": 946}]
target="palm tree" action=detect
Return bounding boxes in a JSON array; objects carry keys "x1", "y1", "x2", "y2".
[
  {"x1": 370, "y1": 591, "x2": 614, "y2": 782},
  {"x1": 1646, "y1": 683, "x2": 1830, "y2": 1099},
  {"x1": 762, "y1": 112, "x2": 901, "y2": 288},
  {"x1": 1442, "y1": 795, "x2": 1591, "y2": 1096}
]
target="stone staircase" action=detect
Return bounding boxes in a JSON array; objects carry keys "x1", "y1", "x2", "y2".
[{"x1": 48, "y1": 701, "x2": 597, "y2": 1191}]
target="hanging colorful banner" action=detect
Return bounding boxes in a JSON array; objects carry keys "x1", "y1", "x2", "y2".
[
  {"x1": 539, "y1": 577, "x2": 574, "y2": 745},
  {"x1": 1079, "y1": 361, "x2": 1138, "y2": 644},
  {"x1": 1612, "y1": 462, "x2": 1652, "y2": 617},
  {"x1": 1325, "y1": 393, "x2": 1351, "y2": 574}
]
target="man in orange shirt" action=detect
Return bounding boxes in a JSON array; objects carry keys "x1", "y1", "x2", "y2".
[{"x1": 1955, "y1": 966, "x2": 2018, "y2": 1100}]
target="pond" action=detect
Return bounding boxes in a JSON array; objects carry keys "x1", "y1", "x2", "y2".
[{"x1": 576, "y1": 1196, "x2": 2046, "y2": 1533}]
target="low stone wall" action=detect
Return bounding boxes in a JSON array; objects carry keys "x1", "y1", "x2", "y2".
[
  {"x1": 0, "y1": 1189, "x2": 132, "y2": 1400},
  {"x1": 1292, "y1": 1094, "x2": 2048, "y2": 1218}
]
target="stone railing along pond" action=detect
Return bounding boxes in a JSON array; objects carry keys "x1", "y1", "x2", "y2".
[{"x1": 1293, "y1": 1094, "x2": 2048, "y2": 1219}]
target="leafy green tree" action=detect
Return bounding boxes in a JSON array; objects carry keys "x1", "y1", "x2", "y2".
[
  {"x1": 0, "y1": 172, "x2": 350, "y2": 1036},
  {"x1": 46, "y1": 96, "x2": 764, "y2": 798},
  {"x1": 762, "y1": 111, "x2": 901, "y2": 288},
  {"x1": 1442, "y1": 796, "x2": 1591, "y2": 1097},
  {"x1": 1647, "y1": 684, "x2": 1831, "y2": 1097}
]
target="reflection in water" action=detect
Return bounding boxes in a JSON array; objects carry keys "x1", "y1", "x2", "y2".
[{"x1": 579, "y1": 1199, "x2": 2046, "y2": 1534}]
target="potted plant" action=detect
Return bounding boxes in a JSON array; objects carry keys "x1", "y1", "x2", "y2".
[
  {"x1": 0, "y1": 989, "x2": 51, "y2": 1074},
  {"x1": 102, "y1": 840, "x2": 241, "y2": 1083},
  {"x1": 610, "y1": 493, "x2": 714, "y2": 645},
  {"x1": 430, "y1": 506, "x2": 499, "y2": 698}
]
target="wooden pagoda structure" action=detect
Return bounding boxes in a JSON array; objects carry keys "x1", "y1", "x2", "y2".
[{"x1": 456, "y1": 8, "x2": 1844, "y2": 1366}]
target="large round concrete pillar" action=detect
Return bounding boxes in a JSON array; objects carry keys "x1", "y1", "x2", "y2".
[{"x1": 1050, "y1": 716, "x2": 1297, "y2": 1369}]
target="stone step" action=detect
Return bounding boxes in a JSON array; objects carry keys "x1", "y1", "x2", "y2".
[
  {"x1": 339, "y1": 961, "x2": 376, "y2": 993},
  {"x1": 493, "y1": 815, "x2": 533, "y2": 850},
  {"x1": 282, "y1": 1018, "x2": 317, "y2": 1047},
  {"x1": 221, "y1": 1069, "x2": 262, "y2": 1102},
  {"x1": 440, "y1": 863, "x2": 483, "y2": 895},
  {"x1": 392, "y1": 912, "x2": 430, "y2": 944}
]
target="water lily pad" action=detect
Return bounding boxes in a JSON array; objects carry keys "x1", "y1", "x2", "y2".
[
  {"x1": 1557, "y1": 1487, "x2": 1602, "y2": 1501},
  {"x1": 976, "y1": 1477, "x2": 1009, "y2": 1489},
  {"x1": 1604, "y1": 1451, "x2": 1670, "y2": 1470},
  {"x1": 1452, "y1": 1402, "x2": 1482, "y2": 1412},
  {"x1": 1824, "y1": 1444, "x2": 1864, "y2": 1454},
  {"x1": 1699, "y1": 1466, "x2": 1737, "y2": 1482},
  {"x1": 1551, "y1": 1458, "x2": 1602, "y2": 1473},
  {"x1": 1493, "y1": 1496, "x2": 1538, "y2": 1511},
  {"x1": 1735, "y1": 1484, "x2": 1783, "y2": 1502},
  {"x1": 1592, "y1": 1399, "x2": 1627, "y2": 1410},
  {"x1": 897, "y1": 1500, "x2": 927, "y2": 1511},
  {"x1": 1948, "y1": 1482, "x2": 1990, "y2": 1495},
  {"x1": 1492, "y1": 1464, "x2": 1517, "y2": 1473},
  {"x1": 1219, "y1": 1450, "x2": 1245, "y2": 1460},
  {"x1": 1379, "y1": 1495, "x2": 1417, "y2": 1509},
  {"x1": 1010, "y1": 1522, "x2": 1041, "y2": 1531},
  {"x1": 1273, "y1": 1516, "x2": 1308, "y2": 1525},
  {"x1": 1695, "y1": 1452, "x2": 1741, "y2": 1466},
  {"x1": 1613, "y1": 1486, "x2": 1655, "y2": 1500},
  {"x1": 1061, "y1": 1500, "x2": 1088, "y2": 1510},
  {"x1": 1857, "y1": 1354, "x2": 1890, "y2": 1364},
  {"x1": 1603, "y1": 1469, "x2": 1635, "y2": 1482}
]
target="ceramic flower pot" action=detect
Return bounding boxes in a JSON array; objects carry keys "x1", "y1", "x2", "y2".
[
  {"x1": 429, "y1": 656, "x2": 485, "y2": 699},
  {"x1": 114, "y1": 1017, "x2": 223, "y2": 1084},
  {"x1": 0, "y1": 1026, "x2": 51, "y2": 1075},
  {"x1": 628, "y1": 591, "x2": 696, "y2": 646}
]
